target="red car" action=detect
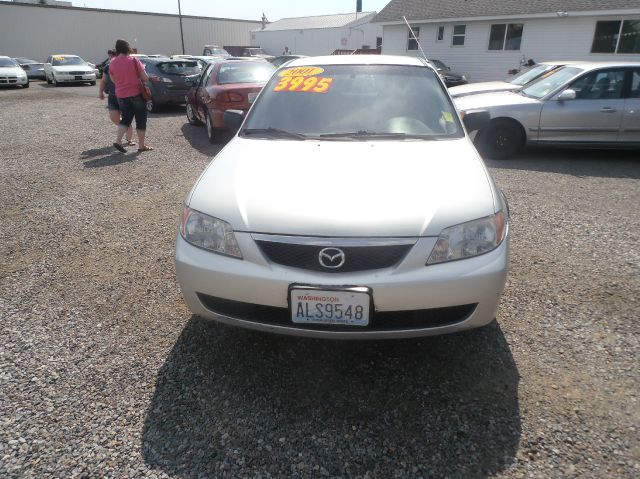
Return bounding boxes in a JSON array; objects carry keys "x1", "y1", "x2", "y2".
[{"x1": 185, "y1": 60, "x2": 276, "y2": 143}]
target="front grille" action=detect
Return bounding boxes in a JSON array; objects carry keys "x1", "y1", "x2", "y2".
[
  {"x1": 256, "y1": 240, "x2": 413, "y2": 273},
  {"x1": 197, "y1": 293, "x2": 476, "y2": 331},
  {"x1": 69, "y1": 71, "x2": 87, "y2": 75}
]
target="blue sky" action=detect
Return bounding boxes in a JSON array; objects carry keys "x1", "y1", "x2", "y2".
[{"x1": 63, "y1": 1, "x2": 392, "y2": 21}]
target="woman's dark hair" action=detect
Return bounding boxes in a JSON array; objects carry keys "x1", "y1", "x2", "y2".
[
  {"x1": 114, "y1": 39, "x2": 132, "y2": 55},
  {"x1": 107, "y1": 49, "x2": 116, "y2": 56}
]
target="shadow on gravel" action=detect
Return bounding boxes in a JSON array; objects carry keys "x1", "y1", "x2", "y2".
[
  {"x1": 485, "y1": 147, "x2": 640, "y2": 179},
  {"x1": 142, "y1": 317, "x2": 521, "y2": 477},
  {"x1": 82, "y1": 150, "x2": 138, "y2": 168},
  {"x1": 148, "y1": 104, "x2": 186, "y2": 119},
  {"x1": 180, "y1": 123, "x2": 225, "y2": 156}
]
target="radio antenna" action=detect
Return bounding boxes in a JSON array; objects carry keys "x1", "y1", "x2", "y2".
[{"x1": 402, "y1": 16, "x2": 429, "y2": 63}]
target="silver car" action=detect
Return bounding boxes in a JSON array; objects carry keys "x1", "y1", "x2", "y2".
[
  {"x1": 175, "y1": 55, "x2": 509, "y2": 339},
  {"x1": 449, "y1": 61, "x2": 581, "y2": 98},
  {"x1": 455, "y1": 61, "x2": 640, "y2": 159}
]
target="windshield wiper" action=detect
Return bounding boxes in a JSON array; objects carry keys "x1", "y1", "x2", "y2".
[
  {"x1": 318, "y1": 131, "x2": 444, "y2": 140},
  {"x1": 242, "y1": 128, "x2": 307, "y2": 140}
]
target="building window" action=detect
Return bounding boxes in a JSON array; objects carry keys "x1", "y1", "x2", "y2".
[
  {"x1": 376, "y1": 36, "x2": 383, "y2": 50},
  {"x1": 488, "y1": 23, "x2": 524, "y2": 50},
  {"x1": 452, "y1": 25, "x2": 466, "y2": 46},
  {"x1": 436, "y1": 25, "x2": 445, "y2": 42},
  {"x1": 407, "y1": 26, "x2": 420, "y2": 50},
  {"x1": 592, "y1": 20, "x2": 640, "y2": 54}
]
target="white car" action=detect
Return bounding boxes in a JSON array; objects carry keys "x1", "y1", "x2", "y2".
[
  {"x1": 175, "y1": 55, "x2": 510, "y2": 339},
  {"x1": 44, "y1": 54, "x2": 96, "y2": 86},
  {"x1": 0, "y1": 56, "x2": 29, "y2": 88},
  {"x1": 449, "y1": 61, "x2": 582, "y2": 98}
]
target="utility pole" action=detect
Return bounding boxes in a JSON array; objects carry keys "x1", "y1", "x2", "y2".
[{"x1": 178, "y1": 0, "x2": 185, "y2": 54}]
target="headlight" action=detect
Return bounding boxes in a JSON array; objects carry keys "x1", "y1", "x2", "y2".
[
  {"x1": 461, "y1": 75, "x2": 467, "y2": 81},
  {"x1": 180, "y1": 207, "x2": 242, "y2": 258},
  {"x1": 427, "y1": 211, "x2": 507, "y2": 265}
]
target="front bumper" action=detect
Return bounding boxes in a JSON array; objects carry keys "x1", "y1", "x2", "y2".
[
  {"x1": 175, "y1": 232, "x2": 509, "y2": 339},
  {"x1": 0, "y1": 75, "x2": 28, "y2": 86},
  {"x1": 54, "y1": 72, "x2": 96, "y2": 83}
]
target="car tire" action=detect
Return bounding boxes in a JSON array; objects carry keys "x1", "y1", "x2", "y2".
[
  {"x1": 46, "y1": 74, "x2": 52, "y2": 85},
  {"x1": 186, "y1": 103, "x2": 202, "y2": 126},
  {"x1": 53, "y1": 75, "x2": 60, "y2": 87},
  {"x1": 205, "y1": 110, "x2": 217, "y2": 143},
  {"x1": 146, "y1": 99, "x2": 159, "y2": 113},
  {"x1": 23, "y1": 81, "x2": 29, "y2": 89},
  {"x1": 475, "y1": 119, "x2": 524, "y2": 160},
  {"x1": 90, "y1": 81, "x2": 96, "y2": 86}
]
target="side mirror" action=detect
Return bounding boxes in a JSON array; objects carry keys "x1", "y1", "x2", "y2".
[
  {"x1": 223, "y1": 109, "x2": 244, "y2": 129},
  {"x1": 557, "y1": 89, "x2": 576, "y2": 101},
  {"x1": 462, "y1": 109, "x2": 490, "y2": 132}
]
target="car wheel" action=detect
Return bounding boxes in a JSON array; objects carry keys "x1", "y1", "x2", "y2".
[
  {"x1": 23, "y1": 81, "x2": 29, "y2": 89},
  {"x1": 53, "y1": 75, "x2": 60, "y2": 87},
  {"x1": 186, "y1": 103, "x2": 202, "y2": 126},
  {"x1": 475, "y1": 119, "x2": 524, "y2": 160},
  {"x1": 90, "y1": 81, "x2": 96, "y2": 86},
  {"x1": 46, "y1": 74, "x2": 52, "y2": 85},
  {"x1": 145, "y1": 99, "x2": 159, "y2": 113},
  {"x1": 205, "y1": 110, "x2": 216, "y2": 143}
]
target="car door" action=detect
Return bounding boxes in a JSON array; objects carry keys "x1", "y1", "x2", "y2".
[
  {"x1": 619, "y1": 68, "x2": 640, "y2": 144},
  {"x1": 195, "y1": 64, "x2": 214, "y2": 120},
  {"x1": 538, "y1": 68, "x2": 626, "y2": 143}
]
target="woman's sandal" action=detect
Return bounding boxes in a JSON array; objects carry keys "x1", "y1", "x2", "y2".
[
  {"x1": 137, "y1": 145, "x2": 154, "y2": 152},
  {"x1": 113, "y1": 142, "x2": 126, "y2": 153}
]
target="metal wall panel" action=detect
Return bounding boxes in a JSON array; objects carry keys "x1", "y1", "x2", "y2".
[{"x1": 0, "y1": 3, "x2": 261, "y2": 63}]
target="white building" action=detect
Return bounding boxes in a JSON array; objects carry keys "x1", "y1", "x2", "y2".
[
  {"x1": 374, "y1": 0, "x2": 640, "y2": 82},
  {"x1": 0, "y1": 2, "x2": 262, "y2": 63},
  {"x1": 251, "y1": 12, "x2": 383, "y2": 56}
]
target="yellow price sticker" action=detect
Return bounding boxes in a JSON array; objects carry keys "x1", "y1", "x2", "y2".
[
  {"x1": 273, "y1": 76, "x2": 334, "y2": 93},
  {"x1": 442, "y1": 111, "x2": 454, "y2": 123},
  {"x1": 278, "y1": 66, "x2": 325, "y2": 78}
]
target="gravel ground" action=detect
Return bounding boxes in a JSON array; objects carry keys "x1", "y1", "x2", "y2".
[{"x1": 1, "y1": 82, "x2": 639, "y2": 478}]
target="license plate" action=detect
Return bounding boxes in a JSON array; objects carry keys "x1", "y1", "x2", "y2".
[
  {"x1": 248, "y1": 92, "x2": 257, "y2": 103},
  {"x1": 75, "y1": 76, "x2": 82, "y2": 80},
  {"x1": 290, "y1": 287, "x2": 370, "y2": 326}
]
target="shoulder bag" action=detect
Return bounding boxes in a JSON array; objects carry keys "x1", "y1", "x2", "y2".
[{"x1": 134, "y1": 58, "x2": 153, "y2": 101}]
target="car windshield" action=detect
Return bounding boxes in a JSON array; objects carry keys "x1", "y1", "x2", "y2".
[
  {"x1": 0, "y1": 58, "x2": 18, "y2": 67},
  {"x1": 52, "y1": 56, "x2": 85, "y2": 66},
  {"x1": 429, "y1": 59, "x2": 448, "y2": 70},
  {"x1": 521, "y1": 67, "x2": 583, "y2": 99},
  {"x1": 210, "y1": 49, "x2": 228, "y2": 55},
  {"x1": 248, "y1": 48, "x2": 266, "y2": 55},
  {"x1": 217, "y1": 62, "x2": 275, "y2": 84},
  {"x1": 15, "y1": 58, "x2": 36, "y2": 64},
  {"x1": 509, "y1": 64, "x2": 557, "y2": 86},
  {"x1": 157, "y1": 61, "x2": 201, "y2": 75},
  {"x1": 242, "y1": 64, "x2": 463, "y2": 140}
]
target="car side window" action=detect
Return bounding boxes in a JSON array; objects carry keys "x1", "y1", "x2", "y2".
[
  {"x1": 630, "y1": 70, "x2": 640, "y2": 98},
  {"x1": 570, "y1": 69, "x2": 626, "y2": 100},
  {"x1": 199, "y1": 64, "x2": 212, "y2": 88}
]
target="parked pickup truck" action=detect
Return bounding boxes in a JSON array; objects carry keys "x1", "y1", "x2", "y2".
[{"x1": 222, "y1": 46, "x2": 274, "y2": 60}]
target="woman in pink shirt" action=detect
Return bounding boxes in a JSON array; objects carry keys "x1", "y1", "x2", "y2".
[{"x1": 108, "y1": 39, "x2": 153, "y2": 152}]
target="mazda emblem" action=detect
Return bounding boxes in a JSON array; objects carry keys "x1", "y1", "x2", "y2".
[{"x1": 318, "y1": 247, "x2": 346, "y2": 269}]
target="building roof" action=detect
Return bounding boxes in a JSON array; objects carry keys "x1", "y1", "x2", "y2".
[
  {"x1": 259, "y1": 11, "x2": 377, "y2": 31},
  {"x1": 374, "y1": 0, "x2": 640, "y2": 23}
]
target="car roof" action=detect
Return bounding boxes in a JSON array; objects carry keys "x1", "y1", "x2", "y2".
[
  {"x1": 284, "y1": 55, "x2": 428, "y2": 68},
  {"x1": 554, "y1": 61, "x2": 640, "y2": 70},
  {"x1": 0, "y1": 56, "x2": 11, "y2": 60},
  {"x1": 50, "y1": 54, "x2": 80, "y2": 57}
]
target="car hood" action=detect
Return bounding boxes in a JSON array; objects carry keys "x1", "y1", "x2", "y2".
[
  {"x1": 440, "y1": 70, "x2": 466, "y2": 79},
  {"x1": 454, "y1": 90, "x2": 539, "y2": 111},
  {"x1": 0, "y1": 66, "x2": 25, "y2": 75},
  {"x1": 52, "y1": 65, "x2": 93, "y2": 73},
  {"x1": 450, "y1": 81, "x2": 517, "y2": 97},
  {"x1": 188, "y1": 137, "x2": 497, "y2": 237}
]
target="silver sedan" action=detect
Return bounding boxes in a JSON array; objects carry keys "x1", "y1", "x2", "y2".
[
  {"x1": 455, "y1": 61, "x2": 640, "y2": 159},
  {"x1": 175, "y1": 55, "x2": 509, "y2": 339}
]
